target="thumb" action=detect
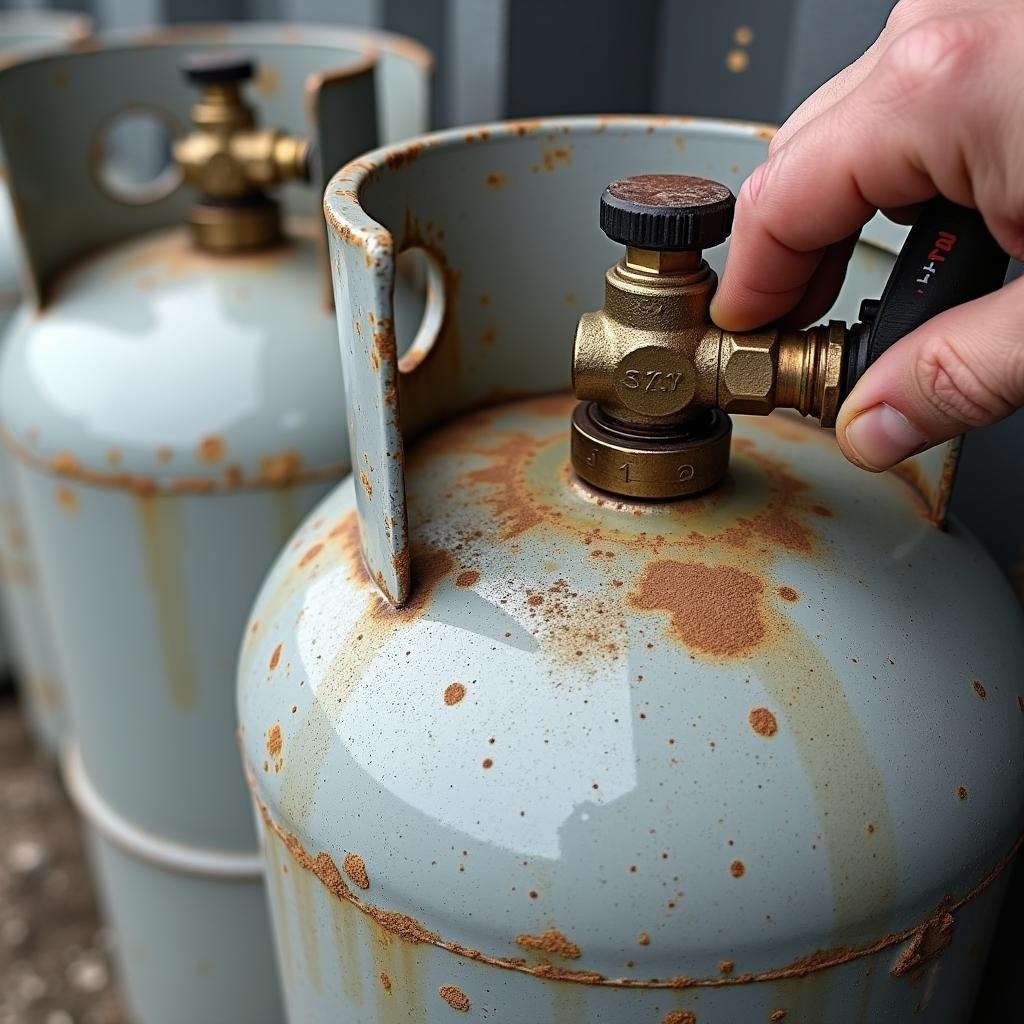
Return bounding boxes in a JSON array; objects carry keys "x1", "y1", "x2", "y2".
[{"x1": 836, "y1": 277, "x2": 1024, "y2": 471}]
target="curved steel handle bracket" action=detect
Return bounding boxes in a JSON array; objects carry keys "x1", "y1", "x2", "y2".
[{"x1": 326, "y1": 180, "x2": 410, "y2": 604}]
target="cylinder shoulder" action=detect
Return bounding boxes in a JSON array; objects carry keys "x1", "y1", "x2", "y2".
[
  {"x1": 0, "y1": 224, "x2": 347, "y2": 490},
  {"x1": 240, "y1": 394, "x2": 1024, "y2": 983}
]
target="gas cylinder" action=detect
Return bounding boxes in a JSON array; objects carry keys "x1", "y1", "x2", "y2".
[
  {"x1": 0, "y1": 9, "x2": 92, "y2": 748},
  {"x1": 0, "y1": 24, "x2": 430, "y2": 1024},
  {"x1": 239, "y1": 117, "x2": 1024, "y2": 1023}
]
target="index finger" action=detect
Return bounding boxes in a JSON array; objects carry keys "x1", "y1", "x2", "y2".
[{"x1": 710, "y1": 12, "x2": 1008, "y2": 331}]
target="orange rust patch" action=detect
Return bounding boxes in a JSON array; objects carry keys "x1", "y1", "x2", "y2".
[
  {"x1": 260, "y1": 450, "x2": 305, "y2": 486},
  {"x1": 956, "y1": 786, "x2": 968, "y2": 801},
  {"x1": 631, "y1": 562, "x2": 765, "y2": 658},
  {"x1": 269, "y1": 644, "x2": 282, "y2": 671},
  {"x1": 197, "y1": 436, "x2": 226, "y2": 464},
  {"x1": 972, "y1": 680, "x2": 987, "y2": 700},
  {"x1": 485, "y1": 171, "x2": 507, "y2": 189},
  {"x1": 749, "y1": 707, "x2": 778, "y2": 738},
  {"x1": 730, "y1": 860, "x2": 746, "y2": 878},
  {"x1": 439, "y1": 985, "x2": 470, "y2": 1012},
  {"x1": 664, "y1": 1012, "x2": 696, "y2": 1024},
  {"x1": 770, "y1": 1012, "x2": 787, "y2": 1022},
  {"x1": 541, "y1": 145, "x2": 573, "y2": 171},
  {"x1": 444, "y1": 682, "x2": 466, "y2": 706},
  {"x1": 719, "y1": 960, "x2": 734, "y2": 975},
  {"x1": 266, "y1": 723, "x2": 283, "y2": 757},
  {"x1": 343, "y1": 852, "x2": 370, "y2": 890},
  {"x1": 379, "y1": 971, "x2": 392, "y2": 992},
  {"x1": 456, "y1": 570, "x2": 480, "y2": 588},
  {"x1": 638, "y1": 932, "x2": 651, "y2": 946},
  {"x1": 299, "y1": 543, "x2": 324, "y2": 569},
  {"x1": 515, "y1": 929, "x2": 582, "y2": 960},
  {"x1": 482, "y1": 758, "x2": 493, "y2": 769},
  {"x1": 55, "y1": 485, "x2": 78, "y2": 512},
  {"x1": 777, "y1": 586, "x2": 798, "y2": 602},
  {"x1": 360, "y1": 471, "x2": 373, "y2": 499}
]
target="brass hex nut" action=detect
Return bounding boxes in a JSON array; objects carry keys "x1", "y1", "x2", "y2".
[{"x1": 719, "y1": 332, "x2": 777, "y2": 415}]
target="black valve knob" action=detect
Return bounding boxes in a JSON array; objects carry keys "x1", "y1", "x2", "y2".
[
  {"x1": 181, "y1": 51, "x2": 255, "y2": 87},
  {"x1": 600, "y1": 174, "x2": 735, "y2": 251}
]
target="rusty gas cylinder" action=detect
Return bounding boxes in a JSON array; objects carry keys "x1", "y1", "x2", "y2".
[
  {"x1": 0, "y1": 10, "x2": 92, "y2": 751},
  {"x1": 239, "y1": 118, "x2": 1024, "y2": 1023},
  {"x1": 0, "y1": 25, "x2": 430, "y2": 1024}
]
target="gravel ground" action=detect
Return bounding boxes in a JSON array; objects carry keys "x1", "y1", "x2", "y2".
[{"x1": 0, "y1": 692, "x2": 129, "y2": 1024}]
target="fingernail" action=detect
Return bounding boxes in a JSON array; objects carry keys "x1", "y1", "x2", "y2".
[{"x1": 843, "y1": 404, "x2": 929, "y2": 470}]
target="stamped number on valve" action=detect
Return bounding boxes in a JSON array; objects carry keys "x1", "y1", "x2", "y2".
[{"x1": 622, "y1": 370, "x2": 686, "y2": 393}]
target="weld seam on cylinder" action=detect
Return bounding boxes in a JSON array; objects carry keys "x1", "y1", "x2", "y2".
[{"x1": 62, "y1": 742, "x2": 264, "y2": 881}]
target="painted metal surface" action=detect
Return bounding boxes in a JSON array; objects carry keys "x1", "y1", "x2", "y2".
[
  {"x1": 0, "y1": 24, "x2": 430, "y2": 1024},
  {"x1": 240, "y1": 117, "x2": 1024, "y2": 1022},
  {"x1": 0, "y1": 11, "x2": 93, "y2": 747}
]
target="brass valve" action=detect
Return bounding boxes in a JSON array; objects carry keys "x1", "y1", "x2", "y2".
[
  {"x1": 173, "y1": 53, "x2": 312, "y2": 252},
  {"x1": 572, "y1": 175, "x2": 846, "y2": 499}
]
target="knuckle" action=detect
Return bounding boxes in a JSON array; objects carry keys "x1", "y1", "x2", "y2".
[
  {"x1": 881, "y1": 17, "x2": 986, "y2": 108},
  {"x1": 915, "y1": 334, "x2": 1014, "y2": 427}
]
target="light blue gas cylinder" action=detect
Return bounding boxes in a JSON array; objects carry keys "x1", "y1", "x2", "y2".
[
  {"x1": 0, "y1": 9, "x2": 92, "y2": 750},
  {"x1": 240, "y1": 117, "x2": 1024, "y2": 1023},
  {"x1": 0, "y1": 23, "x2": 430, "y2": 1024}
]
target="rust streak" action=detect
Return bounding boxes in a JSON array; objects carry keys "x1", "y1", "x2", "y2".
[{"x1": 251, "y1": 787, "x2": 1024, "y2": 991}]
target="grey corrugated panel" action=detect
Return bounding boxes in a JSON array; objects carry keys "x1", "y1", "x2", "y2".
[
  {"x1": 504, "y1": 0, "x2": 660, "y2": 117},
  {"x1": 782, "y1": 0, "x2": 895, "y2": 114},
  {"x1": 384, "y1": 0, "x2": 446, "y2": 126},
  {"x1": 655, "y1": 0, "x2": 795, "y2": 122},
  {"x1": 446, "y1": 0, "x2": 504, "y2": 126}
]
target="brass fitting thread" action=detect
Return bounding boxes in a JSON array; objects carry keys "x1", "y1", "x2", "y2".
[
  {"x1": 571, "y1": 175, "x2": 848, "y2": 500},
  {"x1": 173, "y1": 53, "x2": 312, "y2": 253}
]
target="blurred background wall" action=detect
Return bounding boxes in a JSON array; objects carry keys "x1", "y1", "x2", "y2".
[{"x1": 0, "y1": 0, "x2": 899, "y2": 128}]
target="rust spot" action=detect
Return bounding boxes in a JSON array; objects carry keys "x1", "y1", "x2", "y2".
[
  {"x1": 299, "y1": 543, "x2": 324, "y2": 569},
  {"x1": 260, "y1": 450, "x2": 305, "y2": 486},
  {"x1": 730, "y1": 860, "x2": 746, "y2": 878},
  {"x1": 55, "y1": 485, "x2": 78, "y2": 512},
  {"x1": 197, "y1": 435, "x2": 226, "y2": 464},
  {"x1": 777, "y1": 586, "x2": 798, "y2": 602},
  {"x1": 269, "y1": 644, "x2": 282, "y2": 671},
  {"x1": 343, "y1": 852, "x2": 370, "y2": 890},
  {"x1": 485, "y1": 171, "x2": 507, "y2": 190},
  {"x1": 663, "y1": 1012, "x2": 696, "y2": 1024},
  {"x1": 719, "y1": 960, "x2": 734, "y2": 975},
  {"x1": 266, "y1": 723, "x2": 283, "y2": 757},
  {"x1": 1018, "y1": 695, "x2": 1024, "y2": 714},
  {"x1": 770, "y1": 1012, "x2": 787, "y2": 1022},
  {"x1": 379, "y1": 971, "x2": 392, "y2": 992},
  {"x1": 748, "y1": 707, "x2": 778, "y2": 738},
  {"x1": 444, "y1": 682, "x2": 466, "y2": 706},
  {"x1": 439, "y1": 985, "x2": 470, "y2": 1012},
  {"x1": 456, "y1": 570, "x2": 480, "y2": 588},
  {"x1": 265, "y1": 723, "x2": 284, "y2": 773},
  {"x1": 891, "y1": 905, "x2": 955, "y2": 977},
  {"x1": 735, "y1": 25, "x2": 754, "y2": 45},
  {"x1": 638, "y1": 932, "x2": 650, "y2": 946},
  {"x1": 359, "y1": 471, "x2": 373, "y2": 499},
  {"x1": 541, "y1": 145, "x2": 573, "y2": 172},
  {"x1": 972, "y1": 680, "x2": 986, "y2": 700},
  {"x1": 631, "y1": 562, "x2": 765, "y2": 658},
  {"x1": 482, "y1": 758, "x2": 493, "y2": 769},
  {"x1": 867, "y1": 823, "x2": 876, "y2": 834},
  {"x1": 956, "y1": 786, "x2": 968, "y2": 801},
  {"x1": 515, "y1": 929, "x2": 582, "y2": 960}
]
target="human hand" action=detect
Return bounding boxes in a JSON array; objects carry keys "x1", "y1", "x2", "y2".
[{"x1": 710, "y1": 0, "x2": 1024, "y2": 470}]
